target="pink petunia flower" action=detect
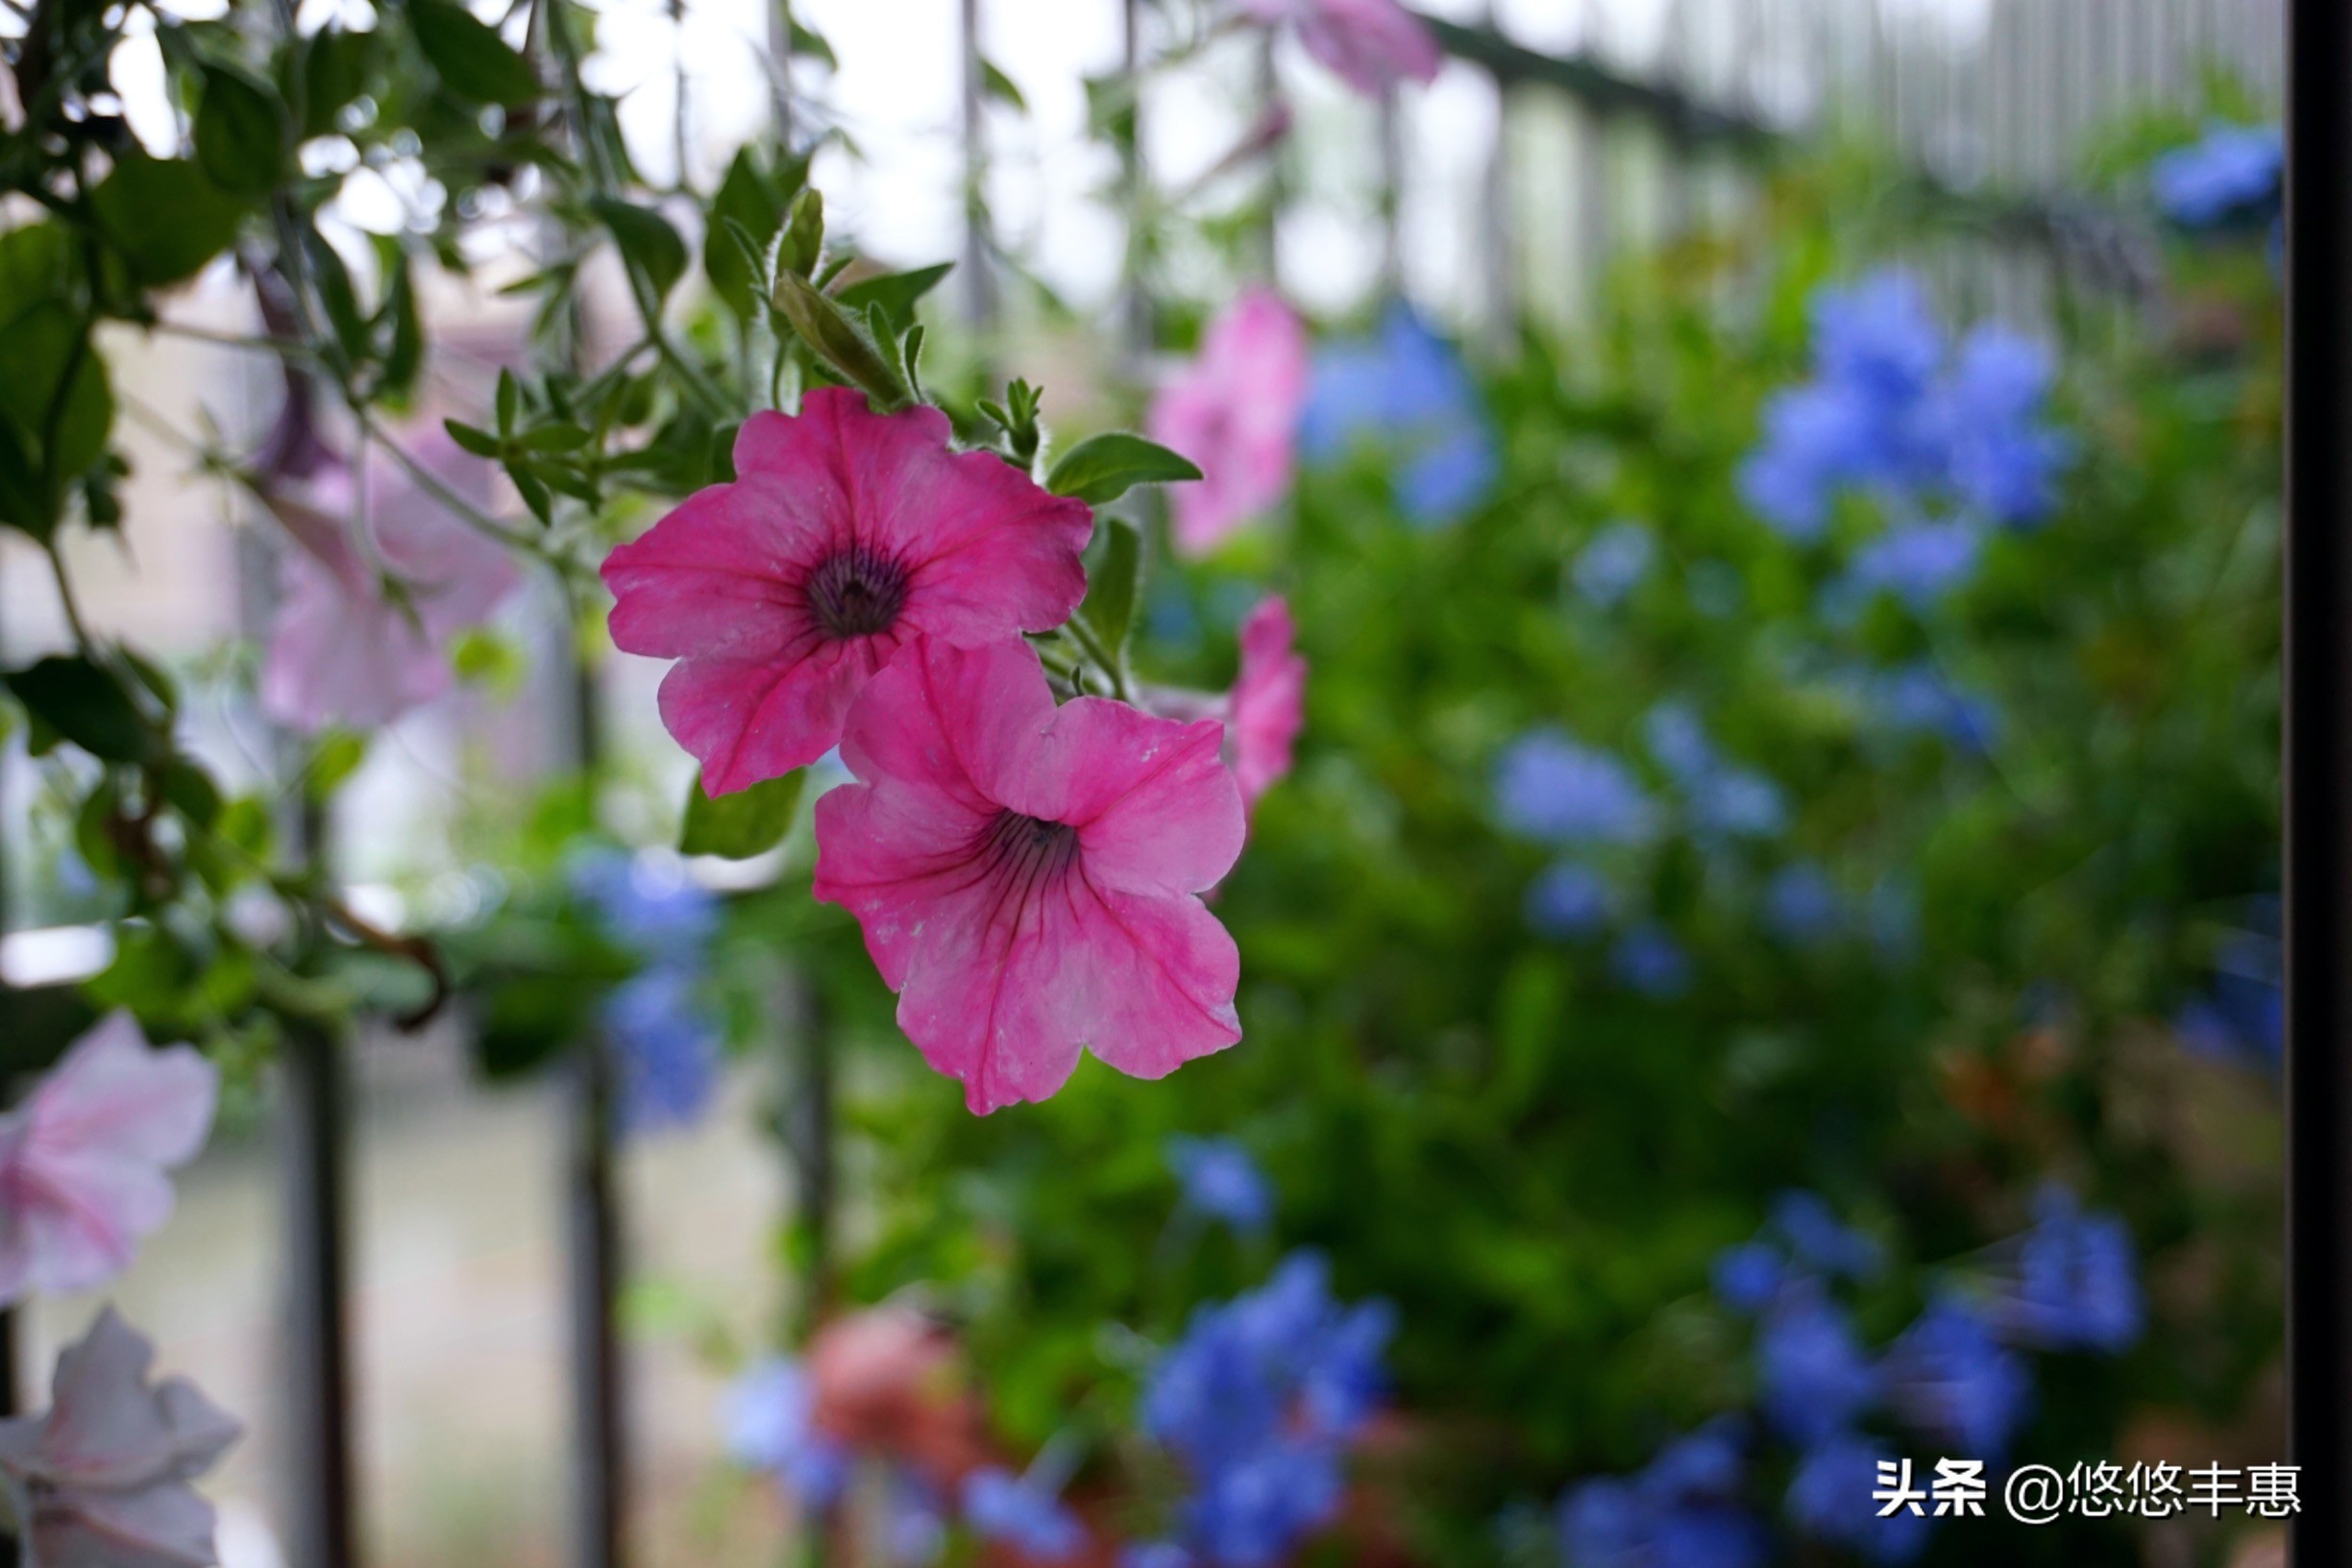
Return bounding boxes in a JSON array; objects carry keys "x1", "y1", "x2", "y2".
[
  {"x1": 0, "y1": 1014, "x2": 218, "y2": 1307},
  {"x1": 602, "y1": 388, "x2": 1095, "y2": 796},
  {"x1": 1146, "y1": 288, "x2": 1309, "y2": 558},
  {"x1": 1237, "y1": 0, "x2": 1442, "y2": 97},
  {"x1": 1140, "y1": 595, "x2": 1307, "y2": 816},
  {"x1": 0, "y1": 1306, "x2": 241, "y2": 1568},
  {"x1": 811, "y1": 638, "x2": 1246, "y2": 1114},
  {"x1": 260, "y1": 432, "x2": 520, "y2": 734}
]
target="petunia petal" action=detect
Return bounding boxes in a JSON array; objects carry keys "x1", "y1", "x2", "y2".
[
  {"x1": 602, "y1": 471, "x2": 838, "y2": 663},
  {"x1": 1011, "y1": 700, "x2": 1242, "y2": 896},
  {"x1": 657, "y1": 631, "x2": 902, "y2": 795},
  {"x1": 30, "y1": 1015, "x2": 216, "y2": 1170}
]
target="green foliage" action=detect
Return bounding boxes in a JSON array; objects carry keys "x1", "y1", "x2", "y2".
[
  {"x1": 680, "y1": 770, "x2": 807, "y2": 860},
  {"x1": 1046, "y1": 431, "x2": 1203, "y2": 504}
]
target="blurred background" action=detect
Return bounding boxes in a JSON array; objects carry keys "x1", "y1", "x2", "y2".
[{"x1": 0, "y1": 0, "x2": 2288, "y2": 1564}]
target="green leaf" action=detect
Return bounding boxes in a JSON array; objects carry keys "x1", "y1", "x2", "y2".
[
  {"x1": 786, "y1": 18, "x2": 836, "y2": 67},
  {"x1": 778, "y1": 186, "x2": 824, "y2": 280},
  {"x1": 771, "y1": 271, "x2": 910, "y2": 411},
  {"x1": 445, "y1": 418, "x2": 502, "y2": 457},
  {"x1": 679, "y1": 768, "x2": 805, "y2": 859},
  {"x1": 1078, "y1": 517, "x2": 1141, "y2": 655},
  {"x1": 981, "y1": 58, "x2": 1026, "y2": 111},
  {"x1": 90, "y1": 152, "x2": 248, "y2": 287},
  {"x1": 705, "y1": 147, "x2": 802, "y2": 320},
  {"x1": 1045, "y1": 431, "x2": 1200, "y2": 504},
  {"x1": 0, "y1": 224, "x2": 76, "y2": 335},
  {"x1": 195, "y1": 63, "x2": 287, "y2": 197},
  {"x1": 157, "y1": 755, "x2": 223, "y2": 829},
  {"x1": 834, "y1": 261, "x2": 952, "y2": 333},
  {"x1": 3, "y1": 655, "x2": 159, "y2": 764},
  {"x1": 593, "y1": 197, "x2": 688, "y2": 306},
  {"x1": 298, "y1": 28, "x2": 379, "y2": 137},
  {"x1": 0, "y1": 303, "x2": 112, "y2": 491},
  {"x1": 410, "y1": 0, "x2": 540, "y2": 106}
]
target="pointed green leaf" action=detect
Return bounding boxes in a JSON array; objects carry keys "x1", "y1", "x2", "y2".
[
  {"x1": 1077, "y1": 517, "x2": 1140, "y2": 656},
  {"x1": 195, "y1": 63, "x2": 287, "y2": 197},
  {"x1": 834, "y1": 261, "x2": 952, "y2": 332},
  {"x1": 593, "y1": 196, "x2": 688, "y2": 305},
  {"x1": 411, "y1": 0, "x2": 540, "y2": 107},
  {"x1": 3, "y1": 655, "x2": 159, "y2": 764},
  {"x1": 1045, "y1": 431, "x2": 1200, "y2": 505},
  {"x1": 680, "y1": 768, "x2": 805, "y2": 859},
  {"x1": 91, "y1": 152, "x2": 248, "y2": 286}
]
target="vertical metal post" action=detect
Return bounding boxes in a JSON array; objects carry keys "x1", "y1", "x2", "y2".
[
  {"x1": 786, "y1": 986, "x2": 837, "y2": 1331},
  {"x1": 1117, "y1": 0, "x2": 1153, "y2": 358},
  {"x1": 2286, "y1": 0, "x2": 2352, "y2": 1556},
  {"x1": 1378, "y1": 87, "x2": 1405, "y2": 297},
  {"x1": 0, "y1": 1309, "x2": 17, "y2": 1568},
  {"x1": 567, "y1": 1044, "x2": 625, "y2": 1568},
  {"x1": 282, "y1": 1021, "x2": 357, "y2": 1568},
  {"x1": 957, "y1": 0, "x2": 993, "y2": 331},
  {"x1": 1478, "y1": 7, "x2": 1516, "y2": 343}
]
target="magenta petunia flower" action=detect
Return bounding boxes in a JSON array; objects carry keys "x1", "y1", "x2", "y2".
[
  {"x1": 1229, "y1": 596, "x2": 1307, "y2": 810},
  {"x1": 0, "y1": 1013, "x2": 218, "y2": 1307},
  {"x1": 812, "y1": 638, "x2": 1247, "y2": 1114},
  {"x1": 0, "y1": 1307, "x2": 241, "y2": 1568},
  {"x1": 1237, "y1": 0, "x2": 1442, "y2": 97},
  {"x1": 602, "y1": 388, "x2": 1095, "y2": 796},
  {"x1": 261, "y1": 432, "x2": 519, "y2": 734},
  {"x1": 1146, "y1": 287, "x2": 1309, "y2": 558}
]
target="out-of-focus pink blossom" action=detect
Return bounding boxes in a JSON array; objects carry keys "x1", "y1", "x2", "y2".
[
  {"x1": 602, "y1": 388, "x2": 1095, "y2": 796},
  {"x1": 1146, "y1": 288, "x2": 1309, "y2": 557},
  {"x1": 1140, "y1": 596, "x2": 1307, "y2": 818},
  {"x1": 812, "y1": 639, "x2": 1246, "y2": 1114},
  {"x1": 806, "y1": 1307, "x2": 993, "y2": 1484},
  {"x1": 1237, "y1": 0, "x2": 1442, "y2": 97},
  {"x1": 0, "y1": 1306, "x2": 240, "y2": 1568},
  {"x1": 0, "y1": 1014, "x2": 217, "y2": 1307},
  {"x1": 260, "y1": 432, "x2": 519, "y2": 733}
]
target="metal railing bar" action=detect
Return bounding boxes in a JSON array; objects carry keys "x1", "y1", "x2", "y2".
[
  {"x1": 567, "y1": 1041, "x2": 626, "y2": 1568},
  {"x1": 281, "y1": 1019, "x2": 358, "y2": 1568}
]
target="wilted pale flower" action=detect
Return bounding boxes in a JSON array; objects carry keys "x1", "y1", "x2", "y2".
[
  {"x1": 602, "y1": 388, "x2": 1094, "y2": 794},
  {"x1": 1234, "y1": 0, "x2": 1440, "y2": 97},
  {"x1": 1148, "y1": 289, "x2": 1310, "y2": 557},
  {"x1": 2150, "y1": 122, "x2": 2282, "y2": 228},
  {"x1": 0, "y1": 1014, "x2": 218, "y2": 1306},
  {"x1": 813, "y1": 639, "x2": 1245, "y2": 1113},
  {"x1": 960, "y1": 1467, "x2": 1086, "y2": 1563},
  {"x1": 261, "y1": 433, "x2": 519, "y2": 733},
  {"x1": 0, "y1": 1307, "x2": 241, "y2": 1568}
]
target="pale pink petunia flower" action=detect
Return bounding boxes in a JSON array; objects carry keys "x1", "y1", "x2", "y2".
[
  {"x1": 1146, "y1": 287, "x2": 1310, "y2": 558},
  {"x1": 1237, "y1": 0, "x2": 1442, "y2": 97},
  {"x1": 0, "y1": 1014, "x2": 218, "y2": 1307},
  {"x1": 812, "y1": 638, "x2": 1247, "y2": 1114},
  {"x1": 1140, "y1": 595, "x2": 1308, "y2": 817},
  {"x1": 602, "y1": 388, "x2": 1095, "y2": 796},
  {"x1": 260, "y1": 432, "x2": 519, "y2": 734},
  {"x1": 0, "y1": 1306, "x2": 241, "y2": 1568}
]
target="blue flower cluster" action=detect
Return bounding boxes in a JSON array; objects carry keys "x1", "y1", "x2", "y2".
[
  {"x1": 1738, "y1": 271, "x2": 2067, "y2": 558},
  {"x1": 2176, "y1": 903, "x2": 2282, "y2": 1069},
  {"x1": 1591, "y1": 1188, "x2": 2144, "y2": 1564},
  {"x1": 1300, "y1": 304, "x2": 1499, "y2": 527},
  {"x1": 725, "y1": 1356, "x2": 848, "y2": 1507},
  {"x1": 2150, "y1": 122, "x2": 2282, "y2": 229},
  {"x1": 1168, "y1": 1136, "x2": 1275, "y2": 1236},
  {"x1": 1556, "y1": 1420, "x2": 1766, "y2": 1568},
  {"x1": 1494, "y1": 730, "x2": 1657, "y2": 848},
  {"x1": 964, "y1": 1466, "x2": 1086, "y2": 1562},
  {"x1": 572, "y1": 848, "x2": 723, "y2": 1133},
  {"x1": 1135, "y1": 1252, "x2": 1395, "y2": 1567}
]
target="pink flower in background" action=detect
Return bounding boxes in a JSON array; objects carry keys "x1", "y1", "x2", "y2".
[
  {"x1": 602, "y1": 388, "x2": 1094, "y2": 796},
  {"x1": 1139, "y1": 596, "x2": 1308, "y2": 818},
  {"x1": 261, "y1": 432, "x2": 519, "y2": 733},
  {"x1": 813, "y1": 639, "x2": 1246, "y2": 1114},
  {"x1": 1237, "y1": 0, "x2": 1442, "y2": 97},
  {"x1": 0, "y1": 1014, "x2": 218, "y2": 1307},
  {"x1": 0, "y1": 1307, "x2": 240, "y2": 1568},
  {"x1": 1147, "y1": 287, "x2": 1309, "y2": 557},
  {"x1": 1229, "y1": 596, "x2": 1307, "y2": 809}
]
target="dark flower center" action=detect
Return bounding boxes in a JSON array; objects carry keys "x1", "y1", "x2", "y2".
[
  {"x1": 806, "y1": 546, "x2": 911, "y2": 638},
  {"x1": 977, "y1": 809, "x2": 1081, "y2": 887}
]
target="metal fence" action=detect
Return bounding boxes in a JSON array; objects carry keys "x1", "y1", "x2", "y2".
[{"x1": 0, "y1": 2, "x2": 2288, "y2": 1566}]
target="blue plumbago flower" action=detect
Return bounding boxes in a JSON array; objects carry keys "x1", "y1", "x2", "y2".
[
  {"x1": 1494, "y1": 730, "x2": 1657, "y2": 846},
  {"x1": 1771, "y1": 1191, "x2": 1883, "y2": 1281},
  {"x1": 2151, "y1": 122, "x2": 2283, "y2": 228},
  {"x1": 1866, "y1": 663, "x2": 2000, "y2": 754},
  {"x1": 1882, "y1": 1296, "x2": 2033, "y2": 1461},
  {"x1": 1609, "y1": 924, "x2": 1692, "y2": 999},
  {"x1": 962, "y1": 1467, "x2": 1085, "y2": 1563},
  {"x1": 2177, "y1": 925, "x2": 2282, "y2": 1066},
  {"x1": 1299, "y1": 303, "x2": 1498, "y2": 527},
  {"x1": 601, "y1": 968, "x2": 721, "y2": 1132},
  {"x1": 1141, "y1": 1252, "x2": 1392, "y2": 1567},
  {"x1": 1785, "y1": 1435, "x2": 1932, "y2": 1565},
  {"x1": 1841, "y1": 518, "x2": 1984, "y2": 610},
  {"x1": 1642, "y1": 701, "x2": 1787, "y2": 840},
  {"x1": 724, "y1": 1358, "x2": 848, "y2": 1507},
  {"x1": 1643, "y1": 701, "x2": 1716, "y2": 786},
  {"x1": 2000, "y1": 1187, "x2": 2144, "y2": 1353},
  {"x1": 886, "y1": 1478, "x2": 948, "y2": 1566},
  {"x1": 1741, "y1": 270, "x2": 2064, "y2": 539},
  {"x1": 1121, "y1": 1545, "x2": 1196, "y2": 1568},
  {"x1": 1573, "y1": 522, "x2": 1655, "y2": 609},
  {"x1": 1711, "y1": 1241, "x2": 1786, "y2": 1313},
  {"x1": 1525, "y1": 861, "x2": 1614, "y2": 941},
  {"x1": 1556, "y1": 1421, "x2": 1768, "y2": 1568},
  {"x1": 572, "y1": 847, "x2": 720, "y2": 965},
  {"x1": 1757, "y1": 1284, "x2": 1878, "y2": 1446},
  {"x1": 1762, "y1": 864, "x2": 1844, "y2": 947},
  {"x1": 1167, "y1": 1136, "x2": 1275, "y2": 1235}
]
